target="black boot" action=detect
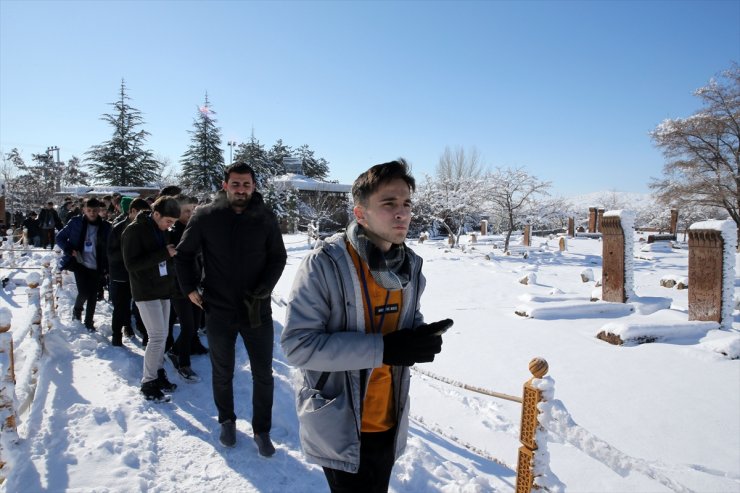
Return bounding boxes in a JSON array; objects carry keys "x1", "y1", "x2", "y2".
[
  {"x1": 111, "y1": 332, "x2": 123, "y2": 346},
  {"x1": 156, "y1": 368, "x2": 177, "y2": 393}
]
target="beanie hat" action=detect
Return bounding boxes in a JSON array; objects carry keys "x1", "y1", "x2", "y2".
[{"x1": 120, "y1": 196, "x2": 134, "y2": 214}]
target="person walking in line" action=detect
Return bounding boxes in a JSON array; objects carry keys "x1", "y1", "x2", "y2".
[
  {"x1": 107, "y1": 197, "x2": 150, "y2": 346},
  {"x1": 56, "y1": 197, "x2": 112, "y2": 332},
  {"x1": 22, "y1": 211, "x2": 41, "y2": 247},
  {"x1": 281, "y1": 159, "x2": 451, "y2": 493},
  {"x1": 39, "y1": 201, "x2": 63, "y2": 249},
  {"x1": 166, "y1": 194, "x2": 203, "y2": 382},
  {"x1": 175, "y1": 162, "x2": 287, "y2": 454},
  {"x1": 122, "y1": 196, "x2": 180, "y2": 403}
]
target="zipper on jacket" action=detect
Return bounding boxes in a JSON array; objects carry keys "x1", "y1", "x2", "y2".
[{"x1": 323, "y1": 248, "x2": 362, "y2": 439}]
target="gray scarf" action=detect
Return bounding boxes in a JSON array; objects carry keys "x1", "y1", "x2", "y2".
[{"x1": 346, "y1": 220, "x2": 411, "y2": 290}]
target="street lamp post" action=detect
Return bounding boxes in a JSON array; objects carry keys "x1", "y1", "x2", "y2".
[
  {"x1": 227, "y1": 141, "x2": 237, "y2": 164},
  {"x1": 46, "y1": 146, "x2": 61, "y2": 192}
]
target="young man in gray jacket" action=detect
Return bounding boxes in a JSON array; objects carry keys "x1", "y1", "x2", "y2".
[{"x1": 281, "y1": 159, "x2": 452, "y2": 493}]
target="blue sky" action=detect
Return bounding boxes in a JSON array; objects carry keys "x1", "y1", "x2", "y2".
[{"x1": 1, "y1": 0, "x2": 738, "y2": 196}]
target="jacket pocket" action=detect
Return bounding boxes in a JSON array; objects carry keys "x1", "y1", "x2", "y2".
[{"x1": 297, "y1": 385, "x2": 357, "y2": 463}]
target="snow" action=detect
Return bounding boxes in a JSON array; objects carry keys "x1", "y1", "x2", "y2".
[{"x1": 0, "y1": 232, "x2": 738, "y2": 492}]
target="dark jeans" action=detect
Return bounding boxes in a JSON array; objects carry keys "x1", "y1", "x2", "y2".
[
  {"x1": 41, "y1": 228, "x2": 55, "y2": 249},
  {"x1": 171, "y1": 297, "x2": 200, "y2": 367},
  {"x1": 206, "y1": 313, "x2": 274, "y2": 432},
  {"x1": 110, "y1": 280, "x2": 147, "y2": 338},
  {"x1": 73, "y1": 265, "x2": 101, "y2": 326},
  {"x1": 323, "y1": 427, "x2": 397, "y2": 493}
]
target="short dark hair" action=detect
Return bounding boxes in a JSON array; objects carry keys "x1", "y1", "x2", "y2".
[
  {"x1": 352, "y1": 159, "x2": 416, "y2": 206},
  {"x1": 224, "y1": 162, "x2": 256, "y2": 185},
  {"x1": 129, "y1": 198, "x2": 150, "y2": 213},
  {"x1": 159, "y1": 185, "x2": 182, "y2": 197},
  {"x1": 151, "y1": 196, "x2": 180, "y2": 219},
  {"x1": 84, "y1": 197, "x2": 103, "y2": 208}
]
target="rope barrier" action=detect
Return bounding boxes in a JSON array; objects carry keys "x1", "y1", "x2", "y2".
[
  {"x1": 412, "y1": 366, "x2": 523, "y2": 403},
  {"x1": 409, "y1": 413, "x2": 515, "y2": 471}
]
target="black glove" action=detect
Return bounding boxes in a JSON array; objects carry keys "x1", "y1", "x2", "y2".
[
  {"x1": 382, "y1": 321, "x2": 449, "y2": 366},
  {"x1": 414, "y1": 318, "x2": 454, "y2": 336}
]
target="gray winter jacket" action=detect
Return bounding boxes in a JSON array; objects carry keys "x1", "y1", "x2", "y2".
[{"x1": 280, "y1": 233, "x2": 425, "y2": 473}]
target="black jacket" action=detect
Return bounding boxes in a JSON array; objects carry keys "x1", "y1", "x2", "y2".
[
  {"x1": 107, "y1": 217, "x2": 131, "y2": 282},
  {"x1": 121, "y1": 211, "x2": 176, "y2": 302},
  {"x1": 38, "y1": 207, "x2": 62, "y2": 230},
  {"x1": 175, "y1": 192, "x2": 287, "y2": 323}
]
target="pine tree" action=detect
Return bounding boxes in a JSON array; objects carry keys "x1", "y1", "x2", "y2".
[
  {"x1": 233, "y1": 132, "x2": 272, "y2": 189},
  {"x1": 267, "y1": 139, "x2": 292, "y2": 176},
  {"x1": 295, "y1": 144, "x2": 330, "y2": 180},
  {"x1": 179, "y1": 94, "x2": 225, "y2": 195},
  {"x1": 63, "y1": 156, "x2": 91, "y2": 188},
  {"x1": 86, "y1": 79, "x2": 161, "y2": 186}
]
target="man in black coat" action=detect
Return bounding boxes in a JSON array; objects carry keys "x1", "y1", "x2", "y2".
[
  {"x1": 107, "y1": 197, "x2": 150, "y2": 346},
  {"x1": 175, "y1": 162, "x2": 287, "y2": 454},
  {"x1": 38, "y1": 201, "x2": 62, "y2": 249}
]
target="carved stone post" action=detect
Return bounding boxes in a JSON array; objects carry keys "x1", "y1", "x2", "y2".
[
  {"x1": 516, "y1": 358, "x2": 549, "y2": 493},
  {"x1": 601, "y1": 214, "x2": 628, "y2": 302},
  {"x1": 597, "y1": 208, "x2": 605, "y2": 233},
  {"x1": 670, "y1": 209, "x2": 678, "y2": 236},
  {"x1": 588, "y1": 208, "x2": 597, "y2": 233},
  {"x1": 567, "y1": 217, "x2": 574, "y2": 237},
  {"x1": 523, "y1": 224, "x2": 531, "y2": 247},
  {"x1": 688, "y1": 228, "x2": 725, "y2": 325},
  {"x1": 480, "y1": 220, "x2": 488, "y2": 236}
]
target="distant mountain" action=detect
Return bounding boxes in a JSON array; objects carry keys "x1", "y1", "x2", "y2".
[{"x1": 564, "y1": 190, "x2": 656, "y2": 212}]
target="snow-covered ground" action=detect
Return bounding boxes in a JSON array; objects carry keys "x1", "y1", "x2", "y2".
[{"x1": 0, "y1": 232, "x2": 738, "y2": 492}]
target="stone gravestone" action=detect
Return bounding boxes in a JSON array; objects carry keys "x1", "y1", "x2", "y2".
[
  {"x1": 601, "y1": 211, "x2": 635, "y2": 303},
  {"x1": 688, "y1": 222, "x2": 734, "y2": 327},
  {"x1": 588, "y1": 207, "x2": 597, "y2": 233}
]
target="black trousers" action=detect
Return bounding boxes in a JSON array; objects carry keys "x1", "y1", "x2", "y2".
[
  {"x1": 110, "y1": 280, "x2": 131, "y2": 337},
  {"x1": 206, "y1": 313, "x2": 274, "y2": 432},
  {"x1": 73, "y1": 265, "x2": 101, "y2": 326},
  {"x1": 171, "y1": 297, "x2": 200, "y2": 367},
  {"x1": 110, "y1": 280, "x2": 147, "y2": 338},
  {"x1": 323, "y1": 427, "x2": 397, "y2": 493}
]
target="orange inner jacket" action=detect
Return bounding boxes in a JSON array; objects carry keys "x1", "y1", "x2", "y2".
[{"x1": 347, "y1": 242, "x2": 403, "y2": 433}]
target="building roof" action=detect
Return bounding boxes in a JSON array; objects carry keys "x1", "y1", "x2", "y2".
[{"x1": 272, "y1": 174, "x2": 351, "y2": 193}]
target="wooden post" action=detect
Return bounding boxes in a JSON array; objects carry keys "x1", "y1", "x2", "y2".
[
  {"x1": 516, "y1": 358, "x2": 549, "y2": 493},
  {"x1": 523, "y1": 224, "x2": 531, "y2": 247},
  {"x1": 601, "y1": 215, "x2": 627, "y2": 302},
  {"x1": 567, "y1": 217, "x2": 574, "y2": 237},
  {"x1": 597, "y1": 208, "x2": 605, "y2": 233},
  {"x1": 688, "y1": 229, "x2": 724, "y2": 324},
  {"x1": 670, "y1": 209, "x2": 679, "y2": 236},
  {"x1": 0, "y1": 315, "x2": 18, "y2": 479}
]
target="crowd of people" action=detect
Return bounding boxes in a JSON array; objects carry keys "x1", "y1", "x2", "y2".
[{"x1": 8, "y1": 160, "x2": 452, "y2": 492}]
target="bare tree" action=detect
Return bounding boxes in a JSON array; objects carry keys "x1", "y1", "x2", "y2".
[
  {"x1": 426, "y1": 146, "x2": 488, "y2": 246},
  {"x1": 485, "y1": 166, "x2": 551, "y2": 252},
  {"x1": 650, "y1": 64, "x2": 739, "y2": 237}
]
